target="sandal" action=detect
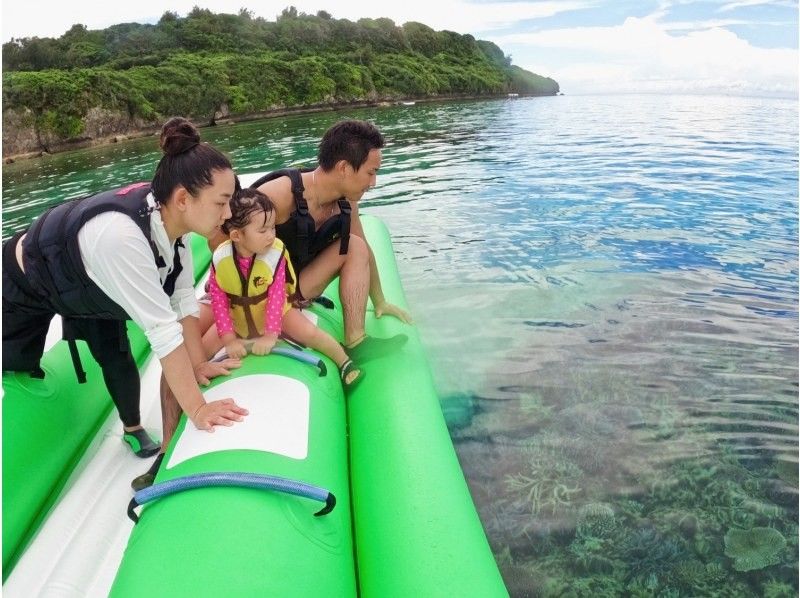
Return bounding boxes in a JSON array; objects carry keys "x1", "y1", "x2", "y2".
[
  {"x1": 131, "y1": 453, "x2": 164, "y2": 491},
  {"x1": 340, "y1": 359, "x2": 365, "y2": 394}
]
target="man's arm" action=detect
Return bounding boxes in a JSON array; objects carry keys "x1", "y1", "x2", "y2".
[{"x1": 347, "y1": 201, "x2": 413, "y2": 324}]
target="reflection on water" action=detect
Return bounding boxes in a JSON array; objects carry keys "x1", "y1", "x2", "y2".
[{"x1": 3, "y1": 94, "x2": 797, "y2": 596}]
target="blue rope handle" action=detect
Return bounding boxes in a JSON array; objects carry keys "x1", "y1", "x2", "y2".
[
  {"x1": 271, "y1": 346, "x2": 327, "y2": 376},
  {"x1": 127, "y1": 472, "x2": 336, "y2": 523},
  {"x1": 212, "y1": 344, "x2": 326, "y2": 376}
]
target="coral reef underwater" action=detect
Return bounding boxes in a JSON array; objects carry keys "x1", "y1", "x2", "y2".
[{"x1": 448, "y1": 340, "x2": 798, "y2": 597}]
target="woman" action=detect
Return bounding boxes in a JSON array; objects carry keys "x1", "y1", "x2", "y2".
[{"x1": 2, "y1": 117, "x2": 248, "y2": 462}]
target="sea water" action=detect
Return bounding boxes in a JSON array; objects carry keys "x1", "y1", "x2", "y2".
[{"x1": 3, "y1": 94, "x2": 797, "y2": 596}]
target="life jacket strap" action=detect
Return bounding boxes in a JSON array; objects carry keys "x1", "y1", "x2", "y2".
[
  {"x1": 228, "y1": 290, "x2": 269, "y2": 339},
  {"x1": 226, "y1": 291, "x2": 269, "y2": 306},
  {"x1": 67, "y1": 339, "x2": 87, "y2": 384},
  {"x1": 160, "y1": 238, "x2": 185, "y2": 297},
  {"x1": 337, "y1": 199, "x2": 351, "y2": 255},
  {"x1": 285, "y1": 170, "x2": 314, "y2": 266}
]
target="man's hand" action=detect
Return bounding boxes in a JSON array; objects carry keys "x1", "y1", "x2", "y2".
[
  {"x1": 251, "y1": 333, "x2": 278, "y2": 356},
  {"x1": 190, "y1": 398, "x2": 249, "y2": 431},
  {"x1": 375, "y1": 301, "x2": 413, "y2": 324},
  {"x1": 194, "y1": 358, "x2": 241, "y2": 386}
]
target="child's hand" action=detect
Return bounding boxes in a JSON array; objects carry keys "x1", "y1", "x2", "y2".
[
  {"x1": 225, "y1": 338, "x2": 247, "y2": 359},
  {"x1": 194, "y1": 358, "x2": 241, "y2": 386},
  {"x1": 251, "y1": 333, "x2": 278, "y2": 356}
]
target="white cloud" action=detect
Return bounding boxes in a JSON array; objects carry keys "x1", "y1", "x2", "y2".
[
  {"x1": 494, "y1": 16, "x2": 798, "y2": 96},
  {"x1": 322, "y1": 0, "x2": 595, "y2": 33},
  {"x1": 659, "y1": 18, "x2": 763, "y2": 30},
  {"x1": 718, "y1": 0, "x2": 796, "y2": 12}
]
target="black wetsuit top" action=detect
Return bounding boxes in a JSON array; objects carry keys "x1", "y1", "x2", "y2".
[{"x1": 249, "y1": 168, "x2": 351, "y2": 273}]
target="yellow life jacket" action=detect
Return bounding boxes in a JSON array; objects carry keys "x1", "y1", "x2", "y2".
[{"x1": 212, "y1": 239, "x2": 296, "y2": 339}]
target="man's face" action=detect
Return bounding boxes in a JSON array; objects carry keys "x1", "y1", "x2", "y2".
[{"x1": 342, "y1": 148, "x2": 381, "y2": 202}]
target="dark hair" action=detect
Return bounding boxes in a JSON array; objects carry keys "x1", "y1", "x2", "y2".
[
  {"x1": 317, "y1": 119, "x2": 384, "y2": 171},
  {"x1": 151, "y1": 117, "x2": 232, "y2": 203},
  {"x1": 222, "y1": 188, "x2": 275, "y2": 234}
]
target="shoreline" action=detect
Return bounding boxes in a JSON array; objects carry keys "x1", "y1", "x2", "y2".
[{"x1": 2, "y1": 93, "x2": 554, "y2": 163}]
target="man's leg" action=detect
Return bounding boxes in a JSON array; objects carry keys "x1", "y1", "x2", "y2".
[{"x1": 295, "y1": 235, "x2": 369, "y2": 346}]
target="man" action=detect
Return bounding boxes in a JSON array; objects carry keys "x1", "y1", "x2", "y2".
[{"x1": 253, "y1": 119, "x2": 411, "y2": 361}]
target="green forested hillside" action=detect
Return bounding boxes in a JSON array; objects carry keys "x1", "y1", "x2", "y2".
[{"x1": 2, "y1": 7, "x2": 558, "y2": 151}]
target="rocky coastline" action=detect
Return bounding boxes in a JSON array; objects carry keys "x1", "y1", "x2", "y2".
[{"x1": 2, "y1": 92, "x2": 553, "y2": 163}]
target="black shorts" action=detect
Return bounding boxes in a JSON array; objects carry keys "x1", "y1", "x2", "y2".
[
  {"x1": 2, "y1": 232, "x2": 130, "y2": 373},
  {"x1": 2, "y1": 232, "x2": 54, "y2": 373}
]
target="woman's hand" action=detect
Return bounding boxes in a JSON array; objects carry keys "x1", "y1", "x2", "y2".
[
  {"x1": 190, "y1": 398, "x2": 249, "y2": 432},
  {"x1": 251, "y1": 333, "x2": 278, "y2": 356},
  {"x1": 224, "y1": 338, "x2": 247, "y2": 359},
  {"x1": 194, "y1": 358, "x2": 241, "y2": 386},
  {"x1": 375, "y1": 300, "x2": 413, "y2": 324}
]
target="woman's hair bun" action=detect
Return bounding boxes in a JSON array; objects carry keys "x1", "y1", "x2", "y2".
[{"x1": 160, "y1": 117, "x2": 201, "y2": 156}]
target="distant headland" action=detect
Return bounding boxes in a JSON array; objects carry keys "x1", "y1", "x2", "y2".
[{"x1": 2, "y1": 7, "x2": 559, "y2": 159}]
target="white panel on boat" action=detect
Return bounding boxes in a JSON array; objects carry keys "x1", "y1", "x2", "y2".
[{"x1": 166, "y1": 374, "x2": 310, "y2": 468}]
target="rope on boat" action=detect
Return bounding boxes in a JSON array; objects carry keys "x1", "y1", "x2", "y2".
[
  {"x1": 212, "y1": 344, "x2": 327, "y2": 376},
  {"x1": 127, "y1": 472, "x2": 336, "y2": 523},
  {"x1": 271, "y1": 346, "x2": 327, "y2": 376}
]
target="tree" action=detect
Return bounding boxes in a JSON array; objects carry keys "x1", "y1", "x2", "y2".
[{"x1": 278, "y1": 6, "x2": 299, "y2": 20}]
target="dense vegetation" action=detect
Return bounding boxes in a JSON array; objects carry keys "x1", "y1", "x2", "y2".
[{"x1": 2, "y1": 7, "x2": 558, "y2": 146}]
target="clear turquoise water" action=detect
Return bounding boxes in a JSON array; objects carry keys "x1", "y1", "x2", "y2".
[{"x1": 3, "y1": 95, "x2": 798, "y2": 596}]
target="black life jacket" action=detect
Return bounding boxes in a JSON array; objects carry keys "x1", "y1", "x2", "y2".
[
  {"x1": 22, "y1": 183, "x2": 184, "y2": 321},
  {"x1": 249, "y1": 168, "x2": 351, "y2": 272}
]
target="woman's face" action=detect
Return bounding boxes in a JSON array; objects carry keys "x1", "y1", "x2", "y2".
[{"x1": 186, "y1": 169, "x2": 235, "y2": 238}]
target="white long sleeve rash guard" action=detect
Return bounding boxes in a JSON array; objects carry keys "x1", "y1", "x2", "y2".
[{"x1": 77, "y1": 193, "x2": 199, "y2": 359}]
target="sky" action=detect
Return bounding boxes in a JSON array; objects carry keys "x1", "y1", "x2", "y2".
[{"x1": 3, "y1": 0, "x2": 798, "y2": 96}]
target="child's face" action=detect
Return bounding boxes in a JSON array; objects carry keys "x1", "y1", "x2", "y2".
[{"x1": 235, "y1": 209, "x2": 276, "y2": 255}]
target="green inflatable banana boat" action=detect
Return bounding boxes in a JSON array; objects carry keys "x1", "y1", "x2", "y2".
[{"x1": 3, "y1": 215, "x2": 506, "y2": 596}]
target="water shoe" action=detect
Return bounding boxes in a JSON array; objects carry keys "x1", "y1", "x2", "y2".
[
  {"x1": 345, "y1": 333, "x2": 408, "y2": 364},
  {"x1": 123, "y1": 428, "x2": 161, "y2": 458}
]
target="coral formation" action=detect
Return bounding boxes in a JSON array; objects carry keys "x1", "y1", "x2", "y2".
[{"x1": 724, "y1": 527, "x2": 786, "y2": 572}]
